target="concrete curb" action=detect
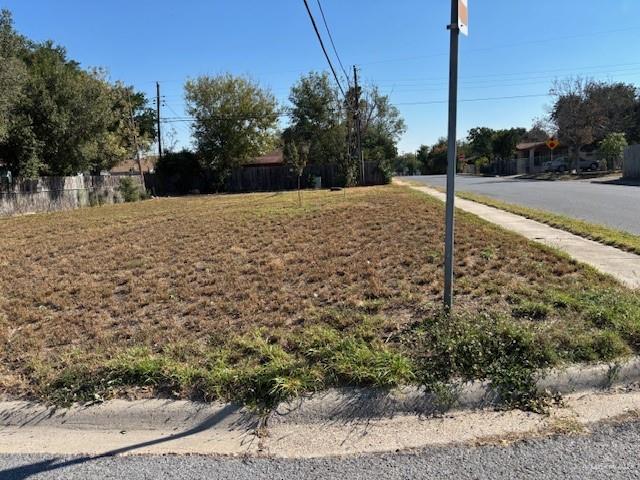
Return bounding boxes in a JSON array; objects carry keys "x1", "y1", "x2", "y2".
[
  {"x1": 0, "y1": 398, "x2": 257, "y2": 431},
  {"x1": 2, "y1": 359, "x2": 637, "y2": 429},
  {"x1": 0, "y1": 359, "x2": 639, "y2": 457}
]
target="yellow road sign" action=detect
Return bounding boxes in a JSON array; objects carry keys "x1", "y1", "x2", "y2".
[{"x1": 546, "y1": 138, "x2": 560, "y2": 150}]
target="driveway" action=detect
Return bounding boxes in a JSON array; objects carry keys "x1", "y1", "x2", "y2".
[{"x1": 402, "y1": 175, "x2": 640, "y2": 235}]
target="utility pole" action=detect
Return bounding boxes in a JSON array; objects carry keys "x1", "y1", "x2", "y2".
[
  {"x1": 353, "y1": 65, "x2": 364, "y2": 186},
  {"x1": 127, "y1": 95, "x2": 147, "y2": 193},
  {"x1": 443, "y1": 0, "x2": 461, "y2": 309},
  {"x1": 156, "y1": 81, "x2": 163, "y2": 160}
]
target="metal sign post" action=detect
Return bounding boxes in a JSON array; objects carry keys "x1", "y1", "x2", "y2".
[{"x1": 443, "y1": 0, "x2": 467, "y2": 310}]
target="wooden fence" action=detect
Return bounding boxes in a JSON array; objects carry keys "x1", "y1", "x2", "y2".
[
  {"x1": 0, "y1": 175, "x2": 142, "y2": 217},
  {"x1": 624, "y1": 144, "x2": 640, "y2": 179},
  {"x1": 145, "y1": 161, "x2": 389, "y2": 196}
]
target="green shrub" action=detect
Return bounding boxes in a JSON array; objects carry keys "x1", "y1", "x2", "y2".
[
  {"x1": 118, "y1": 177, "x2": 142, "y2": 203},
  {"x1": 377, "y1": 158, "x2": 394, "y2": 184}
]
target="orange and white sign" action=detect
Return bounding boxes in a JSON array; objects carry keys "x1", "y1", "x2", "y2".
[{"x1": 459, "y1": 0, "x2": 468, "y2": 36}]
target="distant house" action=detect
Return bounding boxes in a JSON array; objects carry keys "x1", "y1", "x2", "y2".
[
  {"x1": 516, "y1": 141, "x2": 568, "y2": 173},
  {"x1": 243, "y1": 149, "x2": 284, "y2": 167},
  {"x1": 110, "y1": 156, "x2": 158, "y2": 176}
]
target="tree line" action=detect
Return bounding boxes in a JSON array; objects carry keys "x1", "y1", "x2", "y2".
[
  {"x1": 0, "y1": 10, "x2": 156, "y2": 179},
  {"x1": 1, "y1": 8, "x2": 406, "y2": 188},
  {"x1": 396, "y1": 77, "x2": 640, "y2": 175},
  {"x1": 159, "y1": 71, "x2": 406, "y2": 189}
]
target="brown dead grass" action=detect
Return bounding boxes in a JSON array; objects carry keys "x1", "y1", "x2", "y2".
[{"x1": 0, "y1": 186, "x2": 630, "y2": 398}]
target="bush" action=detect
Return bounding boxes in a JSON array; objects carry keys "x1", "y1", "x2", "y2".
[
  {"x1": 377, "y1": 158, "x2": 394, "y2": 184},
  {"x1": 475, "y1": 156, "x2": 492, "y2": 174},
  {"x1": 118, "y1": 177, "x2": 142, "y2": 203},
  {"x1": 155, "y1": 150, "x2": 204, "y2": 194}
]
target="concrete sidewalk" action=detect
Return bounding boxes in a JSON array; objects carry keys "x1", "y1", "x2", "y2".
[{"x1": 398, "y1": 182, "x2": 640, "y2": 289}]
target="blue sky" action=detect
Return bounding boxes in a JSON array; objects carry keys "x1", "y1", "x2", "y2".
[{"x1": 3, "y1": 0, "x2": 640, "y2": 153}]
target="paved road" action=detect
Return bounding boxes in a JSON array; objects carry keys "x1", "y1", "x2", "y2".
[
  {"x1": 402, "y1": 175, "x2": 640, "y2": 235},
  {"x1": 1, "y1": 420, "x2": 639, "y2": 479}
]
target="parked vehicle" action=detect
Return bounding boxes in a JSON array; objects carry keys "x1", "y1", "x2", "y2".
[
  {"x1": 543, "y1": 156, "x2": 600, "y2": 173},
  {"x1": 543, "y1": 157, "x2": 569, "y2": 173}
]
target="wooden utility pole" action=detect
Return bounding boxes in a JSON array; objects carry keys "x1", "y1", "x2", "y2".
[
  {"x1": 353, "y1": 65, "x2": 364, "y2": 185},
  {"x1": 156, "y1": 81, "x2": 163, "y2": 160},
  {"x1": 127, "y1": 95, "x2": 146, "y2": 193}
]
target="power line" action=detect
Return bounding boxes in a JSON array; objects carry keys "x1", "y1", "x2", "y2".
[
  {"x1": 378, "y1": 63, "x2": 640, "y2": 87},
  {"x1": 394, "y1": 93, "x2": 551, "y2": 106},
  {"x1": 315, "y1": 0, "x2": 349, "y2": 82},
  {"x1": 302, "y1": 0, "x2": 346, "y2": 97},
  {"x1": 361, "y1": 26, "x2": 640, "y2": 66},
  {"x1": 382, "y1": 71, "x2": 640, "y2": 95}
]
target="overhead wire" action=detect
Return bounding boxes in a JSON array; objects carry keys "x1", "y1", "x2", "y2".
[
  {"x1": 302, "y1": 0, "x2": 346, "y2": 97},
  {"x1": 315, "y1": 0, "x2": 350, "y2": 83}
]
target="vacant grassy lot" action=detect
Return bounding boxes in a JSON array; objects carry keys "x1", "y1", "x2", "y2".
[{"x1": 1, "y1": 186, "x2": 639, "y2": 409}]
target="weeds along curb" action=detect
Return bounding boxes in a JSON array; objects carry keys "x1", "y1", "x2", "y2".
[
  {"x1": 1, "y1": 358, "x2": 639, "y2": 430},
  {"x1": 270, "y1": 357, "x2": 640, "y2": 424}
]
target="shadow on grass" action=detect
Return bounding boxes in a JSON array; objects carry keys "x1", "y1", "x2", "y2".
[{"x1": 0, "y1": 403, "x2": 249, "y2": 480}]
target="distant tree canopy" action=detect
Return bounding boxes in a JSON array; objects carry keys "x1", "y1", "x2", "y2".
[
  {"x1": 463, "y1": 126, "x2": 526, "y2": 166},
  {"x1": 599, "y1": 132, "x2": 628, "y2": 170},
  {"x1": 550, "y1": 77, "x2": 639, "y2": 169},
  {"x1": 283, "y1": 72, "x2": 345, "y2": 168},
  {"x1": 0, "y1": 9, "x2": 155, "y2": 178},
  {"x1": 185, "y1": 74, "x2": 279, "y2": 185},
  {"x1": 420, "y1": 137, "x2": 448, "y2": 175},
  {"x1": 393, "y1": 152, "x2": 420, "y2": 175},
  {"x1": 283, "y1": 72, "x2": 405, "y2": 186}
]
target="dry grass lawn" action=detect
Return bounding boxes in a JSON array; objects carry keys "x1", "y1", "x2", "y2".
[{"x1": 1, "y1": 186, "x2": 639, "y2": 408}]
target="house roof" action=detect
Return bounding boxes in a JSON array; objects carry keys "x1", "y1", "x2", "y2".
[
  {"x1": 516, "y1": 141, "x2": 547, "y2": 151},
  {"x1": 244, "y1": 149, "x2": 284, "y2": 166},
  {"x1": 111, "y1": 157, "x2": 157, "y2": 174}
]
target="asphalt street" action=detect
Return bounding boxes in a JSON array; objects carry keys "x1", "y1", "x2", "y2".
[
  {"x1": 1, "y1": 420, "x2": 639, "y2": 479},
  {"x1": 403, "y1": 175, "x2": 640, "y2": 235}
]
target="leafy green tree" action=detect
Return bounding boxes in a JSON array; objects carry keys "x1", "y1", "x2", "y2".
[
  {"x1": 550, "y1": 78, "x2": 636, "y2": 172},
  {"x1": 155, "y1": 149, "x2": 203, "y2": 195},
  {"x1": 599, "y1": 132, "x2": 627, "y2": 170},
  {"x1": 185, "y1": 74, "x2": 279, "y2": 186},
  {"x1": 585, "y1": 81, "x2": 636, "y2": 142},
  {"x1": 550, "y1": 78, "x2": 595, "y2": 173},
  {"x1": 284, "y1": 140, "x2": 308, "y2": 205},
  {"x1": 285, "y1": 72, "x2": 352, "y2": 183},
  {"x1": 394, "y1": 152, "x2": 419, "y2": 175},
  {"x1": 0, "y1": 10, "x2": 27, "y2": 143},
  {"x1": 0, "y1": 10, "x2": 156, "y2": 178},
  {"x1": 284, "y1": 71, "x2": 347, "y2": 186},
  {"x1": 467, "y1": 127, "x2": 495, "y2": 158},
  {"x1": 421, "y1": 137, "x2": 448, "y2": 174},
  {"x1": 360, "y1": 86, "x2": 406, "y2": 162},
  {"x1": 491, "y1": 128, "x2": 525, "y2": 161},
  {"x1": 416, "y1": 145, "x2": 429, "y2": 173}
]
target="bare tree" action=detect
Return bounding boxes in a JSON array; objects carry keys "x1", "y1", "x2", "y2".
[{"x1": 549, "y1": 78, "x2": 597, "y2": 173}]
